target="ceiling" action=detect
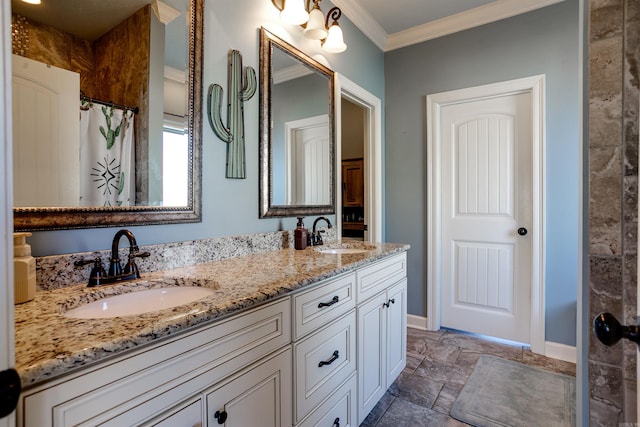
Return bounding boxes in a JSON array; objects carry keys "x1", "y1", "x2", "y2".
[
  {"x1": 12, "y1": 0, "x2": 566, "y2": 51},
  {"x1": 332, "y1": 0, "x2": 566, "y2": 51}
]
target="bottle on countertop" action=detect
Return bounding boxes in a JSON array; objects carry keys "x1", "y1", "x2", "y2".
[
  {"x1": 294, "y1": 217, "x2": 308, "y2": 250},
  {"x1": 14, "y1": 232, "x2": 36, "y2": 304}
]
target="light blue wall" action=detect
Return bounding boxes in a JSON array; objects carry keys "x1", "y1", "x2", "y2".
[
  {"x1": 26, "y1": 0, "x2": 384, "y2": 256},
  {"x1": 384, "y1": 0, "x2": 580, "y2": 345}
]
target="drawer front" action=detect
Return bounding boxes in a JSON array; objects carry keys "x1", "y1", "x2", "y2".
[
  {"x1": 294, "y1": 310, "x2": 356, "y2": 423},
  {"x1": 293, "y1": 273, "x2": 356, "y2": 340},
  {"x1": 148, "y1": 398, "x2": 202, "y2": 427},
  {"x1": 356, "y1": 253, "x2": 406, "y2": 303},
  {"x1": 296, "y1": 373, "x2": 357, "y2": 427},
  {"x1": 21, "y1": 298, "x2": 291, "y2": 427}
]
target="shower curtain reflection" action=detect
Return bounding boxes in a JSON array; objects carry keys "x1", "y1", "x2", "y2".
[{"x1": 79, "y1": 100, "x2": 136, "y2": 207}]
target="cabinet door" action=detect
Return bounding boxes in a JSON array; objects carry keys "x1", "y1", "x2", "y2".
[
  {"x1": 356, "y1": 292, "x2": 387, "y2": 424},
  {"x1": 385, "y1": 279, "x2": 407, "y2": 386},
  {"x1": 342, "y1": 160, "x2": 364, "y2": 207},
  {"x1": 206, "y1": 348, "x2": 292, "y2": 427}
]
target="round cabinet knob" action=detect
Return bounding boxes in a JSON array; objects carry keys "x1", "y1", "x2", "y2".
[
  {"x1": 517, "y1": 227, "x2": 528, "y2": 236},
  {"x1": 214, "y1": 410, "x2": 228, "y2": 424}
]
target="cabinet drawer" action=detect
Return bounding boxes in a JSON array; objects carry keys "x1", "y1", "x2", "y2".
[
  {"x1": 148, "y1": 397, "x2": 202, "y2": 427},
  {"x1": 294, "y1": 310, "x2": 356, "y2": 423},
  {"x1": 297, "y1": 373, "x2": 357, "y2": 427},
  {"x1": 293, "y1": 273, "x2": 355, "y2": 340},
  {"x1": 21, "y1": 298, "x2": 290, "y2": 427},
  {"x1": 356, "y1": 253, "x2": 406, "y2": 303}
]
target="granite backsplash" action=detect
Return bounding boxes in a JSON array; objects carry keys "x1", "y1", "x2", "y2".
[{"x1": 35, "y1": 228, "x2": 337, "y2": 292}]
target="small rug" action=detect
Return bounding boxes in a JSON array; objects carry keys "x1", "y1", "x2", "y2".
[{"x1": 450, "y1": 355, "x2": 575, "y2": 427}]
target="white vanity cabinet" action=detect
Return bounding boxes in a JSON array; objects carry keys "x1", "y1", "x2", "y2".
[
  {"x1": 17, "y1": 298, "x2": 291, "y2": 427},
  {"x1": 17, "y1": 249, "x2": 408, "y2": 427},
  {"x1": 355, "y1": 253, "x2": 407, "y2": 425}
]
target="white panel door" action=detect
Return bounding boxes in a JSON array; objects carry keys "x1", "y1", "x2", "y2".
[
  {"x1": 440, "y1": 92, "x2": 532, "y2": 343},
  {"x1": 285, "y1": 115, "x2": 330, "y2": 205},
  {"x1": 12, "y1": 55, "x2": 80, "y2": 207}
]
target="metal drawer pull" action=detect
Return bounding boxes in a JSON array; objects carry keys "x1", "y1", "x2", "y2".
[
  {"x1": 333, "y1": 417, "x2": 340, "y2": 427},
  {"x1": 318, "y1": 350, "x2": 340, "y2": 367},
  {"x1": 318, "y1": 295, "x2": 339, "y2": 308},
  {"x1": 383, "y1": 298, "x2": 396, "y2": 308}
]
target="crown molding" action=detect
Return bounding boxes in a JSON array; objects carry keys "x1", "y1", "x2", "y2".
[
  {"x1": 273, "y1": 63, "x2": 313, "y2": 84},
  {"x1": 387, "y1": 0, "x2": 565, "y2": 51},
  {"x1": 330, "y1": 0, "x2": 388, "y2": 51},
  {"x1": 333, "y1": 0, "x2": 565, "y2": 52},
  {"x1": 164, "y1": 65, "x2": 186, "y2": 82}
]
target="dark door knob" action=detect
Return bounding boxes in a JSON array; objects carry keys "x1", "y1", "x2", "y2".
[
  {"x1": 0, "y1": 368, "x2": 21, "y2": 418},
  {"x1": 517, "y1": 227, "x2": 528, "y2": 236},
  {"x1": 593, "y1": 312, "x2": 640, "y2": 346}
]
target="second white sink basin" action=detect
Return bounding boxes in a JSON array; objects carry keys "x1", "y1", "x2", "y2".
[
  {"x1": 317, "y1": 248, "x2": 371, "y2": 254},
  {"x1": 64, "y1": 286, "x2": 215, "y2": 319}
]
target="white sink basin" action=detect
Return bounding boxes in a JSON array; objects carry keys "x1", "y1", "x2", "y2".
[
  {"x1": 317, "y1": 248, "x2": 371, "y2": 254},
  {"x1": 64, "y1": 287, "x2": 215, "y2": 319}
]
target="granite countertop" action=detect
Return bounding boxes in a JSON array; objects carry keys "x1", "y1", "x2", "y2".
[{"x1": 14, "y1": 242, "x2": 408, "y2": 388}]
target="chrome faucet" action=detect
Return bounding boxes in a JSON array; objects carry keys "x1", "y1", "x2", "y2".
[
  {"x1": 308, "y1": 217, "x2": 333, "y2": 246},
  {"x1": 74, "y1": 229, "x2": 150, "y2": 287}
]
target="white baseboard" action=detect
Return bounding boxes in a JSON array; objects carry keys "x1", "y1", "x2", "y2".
[
  {"x1": 407, "y1": 314, "x2": 429, "y2": 330},
  {"x1": 544, "y1": 341, "x2": 576, "y2": 364}
]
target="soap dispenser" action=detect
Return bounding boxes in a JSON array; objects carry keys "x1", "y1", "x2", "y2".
[
  {"x1": 14, "y1": 232, "x2": 36, "y2": 304},
  {"x1": 294, "y1": 217, "x2": 308, "y2": 250}
]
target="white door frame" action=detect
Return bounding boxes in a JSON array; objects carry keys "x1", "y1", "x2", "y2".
[
  {"x1": 1, "y1": 0, "x2": 16, "y2": 424},
  {"x1": 335, "y1": 74, "x2": 382, "y2": 242},
  {"x1": 426, "y1": 75, "x2": 546, "y2": 354}
]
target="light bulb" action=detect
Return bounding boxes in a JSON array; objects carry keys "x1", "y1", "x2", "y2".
[
  {"x1": 303, "y1": 7, "x2": 327, "y2": 40},
  {"x1": 280, "y1": 0, "x2": 309, "y2": 26},
  {"x1": 322, "y1": 23, "x2": 346, "y2": 53}
]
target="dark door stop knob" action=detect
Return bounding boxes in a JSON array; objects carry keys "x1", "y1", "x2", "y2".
[{"x1": 593, "y1": 312, "x2": 640, "y2": 347}]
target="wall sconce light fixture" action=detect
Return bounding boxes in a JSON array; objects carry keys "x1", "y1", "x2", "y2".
[{"x1": 271, "y1": 0, "x2": 347, "y2": 53}]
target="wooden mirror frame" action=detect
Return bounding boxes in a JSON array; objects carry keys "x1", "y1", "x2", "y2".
[
  {"x1": 259, "y1": 27, "x2": 336, "y2": 218},
  {"x1": 13, "y1": 0, "x2": 204, "y2": 231}
]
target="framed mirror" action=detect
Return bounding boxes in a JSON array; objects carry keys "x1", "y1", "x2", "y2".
[
  {"x1": 11, "y1": 0, "x2": 203, "y2": 230},
  {"x1": 259, "y1": 27, "x2": 336, "y2": 218}
]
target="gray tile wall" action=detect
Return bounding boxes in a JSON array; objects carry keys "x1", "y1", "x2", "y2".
[{"x1": 589, "y1": 0, "x2": 640, "y2": 424}]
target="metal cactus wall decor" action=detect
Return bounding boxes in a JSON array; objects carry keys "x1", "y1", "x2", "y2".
[{"x1": 208, "y1": 49, "x2": 256, "y2": 179}]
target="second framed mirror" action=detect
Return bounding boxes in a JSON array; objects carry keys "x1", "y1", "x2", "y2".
[{"x1": 259, "y1": 27, "x2": 336, "y2": 218}]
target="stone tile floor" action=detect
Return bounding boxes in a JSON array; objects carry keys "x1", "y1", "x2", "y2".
[{"x1": 360, "y1": 328, "x2": 576, "y2": 426}]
